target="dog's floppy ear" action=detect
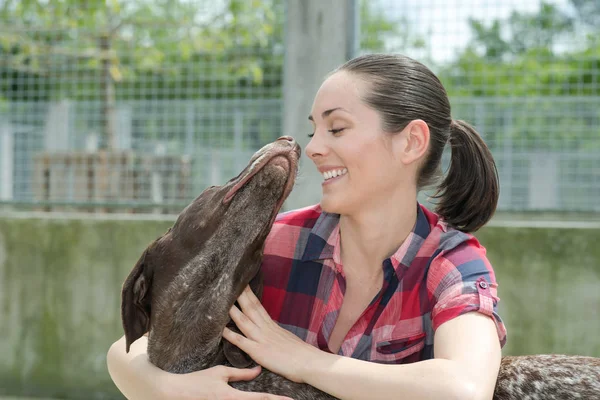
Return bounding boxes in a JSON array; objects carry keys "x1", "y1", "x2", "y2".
[{"x1": 121, "y1": 249, "x2": 152, "y2": 353}]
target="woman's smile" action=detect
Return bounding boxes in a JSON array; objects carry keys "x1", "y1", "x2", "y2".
[{"x1": 321, "y1": 167, "x2": 348, "y2": 186}]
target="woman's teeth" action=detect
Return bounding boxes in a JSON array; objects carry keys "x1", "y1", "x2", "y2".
[{"x1": 323, "y1": 168, "x2": 348, "y2": 181}]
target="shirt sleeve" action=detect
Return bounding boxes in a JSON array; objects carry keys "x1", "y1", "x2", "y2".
[{"x1": 427, "y1": 239, "x2": 507, "y2": 348}]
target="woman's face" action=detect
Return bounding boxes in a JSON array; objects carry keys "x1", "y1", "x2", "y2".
[{"x1": 306, "y1": 71, "x2": 412, "y2": 215}]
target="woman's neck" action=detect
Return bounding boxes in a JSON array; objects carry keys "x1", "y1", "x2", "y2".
[{"x1": 338, "y1": 193, "x2": 418, "y2": 277}]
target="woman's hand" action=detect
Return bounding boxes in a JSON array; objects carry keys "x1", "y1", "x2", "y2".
[
  {"x1": 223, "y1": 286, "x2": 321, "y2": 384},
  {"x1": 107, "y1": 335, "x2": 292, "y2": 400},
  {"x1": 164, "y1": 365, "x2": 294, "y2": 400}
]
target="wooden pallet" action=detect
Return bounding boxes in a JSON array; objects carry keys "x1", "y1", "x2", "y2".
[{"x1": 32, "y1": 151, "x2": 191, "y2": 213}]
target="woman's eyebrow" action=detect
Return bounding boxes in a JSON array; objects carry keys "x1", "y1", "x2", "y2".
[{"x1": 308, "y1": 107, "x2": 349, "y2": 121}]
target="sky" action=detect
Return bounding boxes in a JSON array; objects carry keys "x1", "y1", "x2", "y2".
[{"x1": 372, "y1": 0, "x2": 573, "y2": 64}]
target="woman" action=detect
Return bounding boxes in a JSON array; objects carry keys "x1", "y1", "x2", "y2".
[{"x1": 107, "y1": 53, "x2": 507, "y2": 400}]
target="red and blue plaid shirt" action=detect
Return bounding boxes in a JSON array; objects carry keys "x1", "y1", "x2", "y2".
[{"x1": 261, "y1": 203, "x2": 507, "y2": 364}]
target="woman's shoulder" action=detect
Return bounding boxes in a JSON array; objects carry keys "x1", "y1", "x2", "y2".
[
  {"x1": 419, "y1": 204, "x2": 488, "y2": 261},
  {"x1": 420, "y1": 213, "x2": 497, "y2": 300}
]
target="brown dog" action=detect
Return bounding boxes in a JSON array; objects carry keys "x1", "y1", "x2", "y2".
[
  {"x1": 121, "y1": 136, "x2": 600, "y2": 399},
  {"x1": 121, "y1": 136, "x2": 334, "y2": 399}
]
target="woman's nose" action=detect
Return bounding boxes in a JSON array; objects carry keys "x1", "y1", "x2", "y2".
[{"x1": 305, "y1": 134, "x2": 325, "y2": 160}]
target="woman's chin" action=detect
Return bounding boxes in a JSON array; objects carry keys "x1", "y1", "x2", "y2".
[{"x1": 320, "y1": 196, "x2": 348, "y2": 215}]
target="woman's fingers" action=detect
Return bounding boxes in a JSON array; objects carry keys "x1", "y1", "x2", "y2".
[
  {"x1": 210, "y1": 366, "x2": 295, "y2": 400},
  {"x1": 223, "y1": 326, "x2": 257, "y2": 353},
  {"x1": 229, "y1": 304, "x2": 260, "y2": 339},
  {"x1": 220, "y1": 365, "x2": 262, "y2": 382},
  {"x1": 237, "y1": 285, "x2": 272, "y2": 324}
]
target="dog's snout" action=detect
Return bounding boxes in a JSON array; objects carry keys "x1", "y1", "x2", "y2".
[
  {"x1": 277, "y1": 136, "x2": 295, "y2": 143},
  {"x1": 277, "y1": 136, "x2": 300, "y2": 157}
]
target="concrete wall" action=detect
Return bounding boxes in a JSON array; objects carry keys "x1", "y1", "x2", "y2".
[
  {"x1": 478, "y1": 225, "x2": 600, "y2": 357},
  {"x1": 0, "y1": 215, "x2": 172, "y2": 399},
  {"x1": 0, "y1": 214, "x2": 598, "y2": 399}
]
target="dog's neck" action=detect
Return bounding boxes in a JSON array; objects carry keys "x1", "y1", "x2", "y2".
[{"x1": 146, "y1": 261, "x2": 264, "y2": 373}]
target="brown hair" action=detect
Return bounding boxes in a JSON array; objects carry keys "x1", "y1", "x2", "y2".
[{"x1": 336, "y1": 53, "x2": 498, "y2": 232}]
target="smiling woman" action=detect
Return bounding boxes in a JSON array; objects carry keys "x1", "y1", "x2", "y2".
[
  {"x1": 234, "y1": 53, "x2": 505, "y2": 400},
  {"x1": 107, "y1": 54, "x2": 506, "y2": 400}
]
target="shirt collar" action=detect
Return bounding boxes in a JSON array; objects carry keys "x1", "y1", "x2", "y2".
[
  {"x1": 300, "y1": 210, "x2": 340, "y2": 262},
  {"x1": 301, "y1": 204, "x2": 432, "y2": 277}
]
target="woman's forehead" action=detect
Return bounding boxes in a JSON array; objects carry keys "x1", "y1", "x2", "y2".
[{"x1": 312, "y1": 72, "x2": 367, "y2": 116}]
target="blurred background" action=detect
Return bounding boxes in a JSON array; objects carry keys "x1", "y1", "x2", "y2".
[{"x1": 0, "y1": 0, "x2": 598, "y2": 399}]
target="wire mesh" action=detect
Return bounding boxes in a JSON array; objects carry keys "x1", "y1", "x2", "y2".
[
  {"x1": 1, "y1": 0, "x2": 599, "y2": 213},
  {"x1": 359, "y1": 0, "x2": 600, "y2": 212},
  {"x1": 1, "y1": 0, "x2": 284, "y2": 213}
]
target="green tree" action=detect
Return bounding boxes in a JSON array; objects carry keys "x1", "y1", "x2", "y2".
[
  {"x1": 1, "y1": 0, "x2": 417, "y2": 149},
  {"x1": 359, "y1": 0, "x2": 425, "y2": 55},
  {"x1": 440, "y1": 1, "x2": 600, "y2": 150},
  {"x1": 570, "y1": 0, "x2": 600, "y2": 30},
  {"x1": 443, "y1": 1, "x2": 599, "y2": 97},
  {"x1": 0, "y1": 0, "x2": 281, "y2": 149},
  {"x1": 508, "y1": 2, "x2": 573, "y2": 55}
]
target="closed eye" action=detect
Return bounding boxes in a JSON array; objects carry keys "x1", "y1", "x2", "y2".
[{"x1": 308, "y1": 128, "x2": 345, "y2": 138}]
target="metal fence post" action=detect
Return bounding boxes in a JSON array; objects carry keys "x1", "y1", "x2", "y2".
[
  {"x1": 44, "y1": 100, "x2": 71, "y2": 151},
  {"x1": 234, "y1": 109, "x2": 244, "y2": 172},
  {"x1": 0, "y1": 122, "x2": 13, "y2": 202}
]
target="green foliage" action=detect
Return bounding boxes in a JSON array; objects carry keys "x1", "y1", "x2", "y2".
[
  {"x1": 2, "y1": 0, "x2": 599, "y2": 152},
  {"x1": 437, "y1": 0, "x2": 600, "y2": 150},
  {"x1": 1, "y1": 0, "x2": 284, "y2": 102},
  {"x1": 1, "y1": 0, "x2": 425, "y2": 104},
  {"x1": 570, "y1": 0, "x2": 600, "y2": 29},
  {"x1": 442, "y1": 1, "x2": 600, "y2": 97},
  {"x1": 359, "y1": 0, "x2": 425, "y2": 54}
]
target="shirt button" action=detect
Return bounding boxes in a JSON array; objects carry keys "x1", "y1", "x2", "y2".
[{"x1": 479, "y1": 281, "x2": 488, "y2": 289}]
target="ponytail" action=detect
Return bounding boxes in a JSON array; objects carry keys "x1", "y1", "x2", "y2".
[{"x1": 432, "y1": 120, "x2": 499, "y2": 233}]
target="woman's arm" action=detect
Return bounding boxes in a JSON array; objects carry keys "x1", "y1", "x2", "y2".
[
  {"x1": 225, "y1": 287, "x2": 501, "y2": 400},
  {"x1": 301, "y1": 313, "x2": 501, "y2": 400},
  {"x1": 107, "y1": 335, "x2": 169, "y2": 400},
  {"x1": 107, "y1": 335, "x2": 293, "y2": 400}
]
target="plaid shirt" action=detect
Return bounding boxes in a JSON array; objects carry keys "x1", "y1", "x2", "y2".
[{"x1": 261, "y1": 204, "x2": 507, "y2": 364}]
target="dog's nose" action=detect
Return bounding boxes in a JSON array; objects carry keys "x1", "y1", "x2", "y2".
[{"x1": 277, "y1": 136, "x2": 295, "y2": 143}]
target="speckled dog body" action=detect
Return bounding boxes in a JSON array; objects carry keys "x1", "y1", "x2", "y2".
[{"x1": 494, "y1": 354, "x2": 600, "y2": 400}]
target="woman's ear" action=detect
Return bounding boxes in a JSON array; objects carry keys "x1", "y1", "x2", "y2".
[{"x1": 395, "y1": 119, "x2": 430, "y2": 165}]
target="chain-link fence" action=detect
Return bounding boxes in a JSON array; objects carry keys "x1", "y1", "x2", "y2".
[
  {"x1": 0, "y1": 0, "x2": 284, "y2": 213},
  {"x1": 359, "y1": 0, "x2": 600, "y2": 212},
  {"x1": 1, "y1": 0, "x2": 599, "y2": 213}
]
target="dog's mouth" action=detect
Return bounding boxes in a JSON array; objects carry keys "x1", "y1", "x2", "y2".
[{"x1": 222, "y1": 143, "x2": 300, "y2": 219}]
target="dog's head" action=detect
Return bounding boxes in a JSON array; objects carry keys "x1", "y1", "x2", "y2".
[{"x1": 121, "y1": 136, "x2": 300, "y2": 373}]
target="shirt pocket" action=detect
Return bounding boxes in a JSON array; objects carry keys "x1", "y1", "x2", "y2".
[{"x1": 374, "y1": 331, "x2": 426, "y2": 363}]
